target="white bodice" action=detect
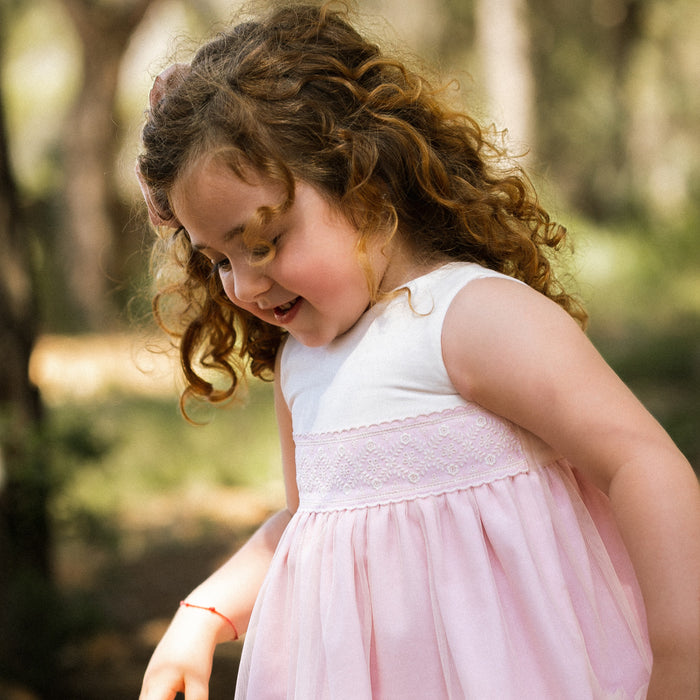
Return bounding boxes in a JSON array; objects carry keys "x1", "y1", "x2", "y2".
[{"x1": 280, "y1": 262, "x2": 520, "y2": 435}]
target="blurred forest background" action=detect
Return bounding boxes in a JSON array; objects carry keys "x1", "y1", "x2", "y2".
[{"x1": 1, "y1": 0, "x2": 698, "y2": 697}]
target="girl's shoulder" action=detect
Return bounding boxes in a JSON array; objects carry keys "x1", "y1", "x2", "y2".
[{"x1": 440, "y1": 271, "x2": 572, "y2": 398}]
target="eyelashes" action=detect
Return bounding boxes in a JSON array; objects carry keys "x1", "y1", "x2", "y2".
[{"x1": 212, "y1": 258, "x2": 232, "y2": 274}]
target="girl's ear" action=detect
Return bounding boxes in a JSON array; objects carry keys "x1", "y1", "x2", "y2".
[
  {"x1": 135, "y1": 162, "x2": 182, "y2": 229},
  {"x1": 135, "y1": 162, "x2": 180, "y2": 228}
]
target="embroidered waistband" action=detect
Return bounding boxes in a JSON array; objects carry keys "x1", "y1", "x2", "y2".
[{"x1": 295, "y1": 407, "x2": 530, "y2": 512}]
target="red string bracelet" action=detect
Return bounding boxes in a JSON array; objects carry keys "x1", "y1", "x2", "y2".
[{"x1": 179, "y1": 600, "x2": 239, "y2": 640}]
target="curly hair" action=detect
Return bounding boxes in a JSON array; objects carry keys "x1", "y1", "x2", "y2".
[{"x1": 137, "y1": 1, "x2": 587, "y2": 410}]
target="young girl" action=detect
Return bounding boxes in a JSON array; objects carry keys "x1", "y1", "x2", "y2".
[{"x1": 136, "y1": 4, "x2": 699, "y2": 699}]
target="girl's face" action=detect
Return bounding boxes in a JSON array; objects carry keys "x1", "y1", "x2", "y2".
[{"x1": 171, "y1": 155, "x2": 391, "y2": 347}]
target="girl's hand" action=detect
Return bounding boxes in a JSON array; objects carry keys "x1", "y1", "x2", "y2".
[
  {"x1": 139, "y1": 605, "x2": 230, "y2": 700},
  {"x1": 137, "y1": 507, "x2": 295, "y2": 699}
]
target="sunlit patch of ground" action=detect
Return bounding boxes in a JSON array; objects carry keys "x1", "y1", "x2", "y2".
[{"x1": 29, "y1": 333, "x2": 180, "y2": 404}]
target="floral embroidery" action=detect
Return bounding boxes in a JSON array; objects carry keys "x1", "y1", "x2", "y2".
[{"x1": 295, "y1": 406, "x2": 529, "y2": 511}]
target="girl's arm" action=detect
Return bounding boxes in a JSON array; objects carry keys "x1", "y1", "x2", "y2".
[
  {"x1": 442, "y1": 277, "x2": 700, "y2": 700},
  {"x1": 140, "y1": 358, "x2": 298, "y2": 700}
]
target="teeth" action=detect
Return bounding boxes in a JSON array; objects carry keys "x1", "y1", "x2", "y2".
[{"x1": 275, "y1": 298, "x2": 298, "y2": 314}]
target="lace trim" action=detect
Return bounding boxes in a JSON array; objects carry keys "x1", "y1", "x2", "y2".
[{"x1": 295, "y1": 406, "x2": 529, "y2": 512}]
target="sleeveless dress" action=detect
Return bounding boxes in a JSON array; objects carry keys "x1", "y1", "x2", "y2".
[{"x1": 235, "y1": 262, "x2": 652, "y2": 699}]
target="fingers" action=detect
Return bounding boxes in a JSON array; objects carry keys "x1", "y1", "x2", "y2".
[
  {"x1": 139, "y1": 658, "x2": 213, "y2": 700},
  {"x1": 139, "y1": 672, "x2": 181, "y2": 700},
  {"x1": 183, "y1": 678, "x2": 210, "y2": 700},
  {"x1": 138, "y1": 605, "x2": 217, "y2": 700}
]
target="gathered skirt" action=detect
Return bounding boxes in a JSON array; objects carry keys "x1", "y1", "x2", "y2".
[{"x1": 235, "y1": 409, "x2": 651, "y2": 699}]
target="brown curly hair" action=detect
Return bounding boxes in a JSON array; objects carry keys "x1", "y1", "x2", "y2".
[{"x1": 137, "y1": 1, "x2": 586, "y2": 410}]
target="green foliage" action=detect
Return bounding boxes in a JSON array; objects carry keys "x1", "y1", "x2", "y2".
[
  {"x1": 593, "y1": 320, "x2": 700, "y2": 471},
  {"x1": 575, "y1": 215, "x2": 700, "y2": 472},
  {"x1": 0, "y1": 556, "x2": 104, "y2": 693},
  {"x1": 49, "y1": 380, "x2": 280, "y2": 544}
]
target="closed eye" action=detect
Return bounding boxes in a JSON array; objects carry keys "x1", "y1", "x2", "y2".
[
  {"x1": 249, "y1": 245, "x2": 271, "y2": 260},
  {"x1": 248, "y1": 234, "x2": 281, "y2": 263}
]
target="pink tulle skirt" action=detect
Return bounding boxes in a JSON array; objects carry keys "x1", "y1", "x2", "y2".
[{"x1": 235, "y1": 409, "x2": 651, "y2": 699}]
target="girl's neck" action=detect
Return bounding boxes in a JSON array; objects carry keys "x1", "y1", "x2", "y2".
[{"x1": 379, "y1": 239, "x2": 449, "y2": 293}]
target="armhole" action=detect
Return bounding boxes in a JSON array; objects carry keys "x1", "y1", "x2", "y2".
[
  {"x1": 437, "y1": 267, "x2": 528, "y2": 327},
  {"x1": 434, "y1": 267, "x2": 526, "y2": 340}
]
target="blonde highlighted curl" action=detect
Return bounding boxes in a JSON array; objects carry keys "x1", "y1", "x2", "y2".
[{"x1": 137, "y1": 2, "x2": 587, "y2": 411}]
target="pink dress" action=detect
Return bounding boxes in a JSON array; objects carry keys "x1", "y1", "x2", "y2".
[{"x1": 235, "y1": 263, "x2": 651, "y2": 699}]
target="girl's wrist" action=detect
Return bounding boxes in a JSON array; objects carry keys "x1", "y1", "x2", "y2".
[
  {"x1": 179, "y1": 600, "x2": 239, "y2": 640},
  {"x1": 175, "y1": 599, "x2": 239, "y2": 645}
]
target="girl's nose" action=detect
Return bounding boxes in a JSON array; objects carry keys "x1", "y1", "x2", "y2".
[{"x1": 226, "y1": 263, "x2": 272, "y2": 304}]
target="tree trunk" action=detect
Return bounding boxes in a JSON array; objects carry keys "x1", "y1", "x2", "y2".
[
  {"x1": 0, "y1": 7, "x2": 53, "y2": 688},
  {"x1": 474, "y1": 0, "x2": 535, "y2": 159},
  {"x1": 59, "y1": 0, "x2": 155, "y2": 329}
]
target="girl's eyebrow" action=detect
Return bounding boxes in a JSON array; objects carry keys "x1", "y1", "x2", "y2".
[{"x1": 191, "y1": 223, "x2": 246, "y2": 251}]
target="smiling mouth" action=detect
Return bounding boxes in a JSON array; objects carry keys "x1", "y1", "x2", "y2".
[{"x1": 273, "y1": 297, "x2": 301, "y2": 322}]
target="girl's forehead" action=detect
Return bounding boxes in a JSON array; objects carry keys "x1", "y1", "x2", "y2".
[
  {"x1": 174, "y1": 155, "x2": 284, "y2": 206},
  {"x1": 177, "y1": 152, "x2": 265, "y2": 190},
  {"x1": 170, "y1": 157, "x2": 285, "y2": 236}
]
